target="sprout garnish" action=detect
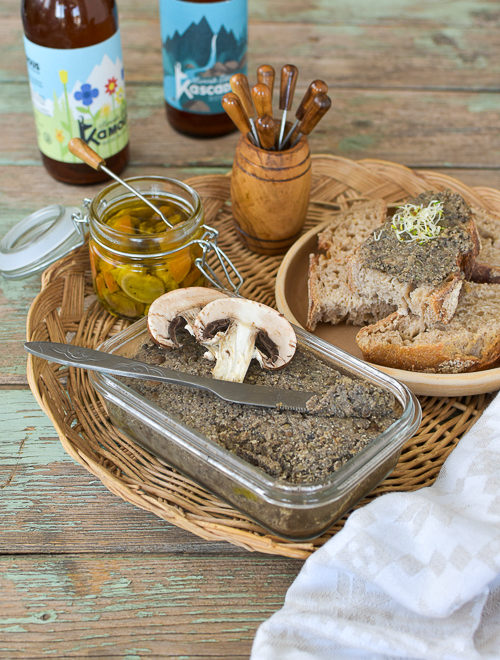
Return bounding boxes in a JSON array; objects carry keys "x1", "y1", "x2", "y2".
[{"x1": 389, "y1": 200, "x2": 444, "y2": 244}]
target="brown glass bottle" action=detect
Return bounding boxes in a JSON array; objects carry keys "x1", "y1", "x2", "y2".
[
  {"x1": 160, "y1": 0, "x2": 247, "y2": 137},
  {"x1": 166, "y1": 101, "x2": 236, "y2": 138},
  {"x1": 22, "y1": 0, "x2": 129, "y2": 184}
]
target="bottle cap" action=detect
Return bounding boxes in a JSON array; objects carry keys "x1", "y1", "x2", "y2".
[{"x1": 0, "y1": 204, "x2": 85, "y2": 279}]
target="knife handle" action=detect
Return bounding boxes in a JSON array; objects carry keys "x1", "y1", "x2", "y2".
[{"x1": 25, "y1": 341, "x2": 216, "y2": 390}]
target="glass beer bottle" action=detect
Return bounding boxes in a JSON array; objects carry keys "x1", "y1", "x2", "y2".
[
  {"x1": 21, "y1": 0, "x2": 129, "y2": 184},
  {"x1": 159, "y1": 0, "x2": 247, "y2": 137}
]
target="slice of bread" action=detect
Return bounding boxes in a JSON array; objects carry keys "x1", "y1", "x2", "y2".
[
  {"x1": 470, "y1": 207, "x2": 500, "y2": 283},
  {"x1": 348, "y1": 191, "x2": 480, "y2": 326},
  {"x1": 356, "y1": 282, "x2": 500, "y2": 373},
  {"x1": 307, "y1": 200, "x2": 396, "y2": 330}
]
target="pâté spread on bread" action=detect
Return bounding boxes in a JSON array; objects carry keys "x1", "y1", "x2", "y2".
[
  {"x1": 307, "y1": 190, "x2": 500, "y2": 373},
  {"x1": 359, "y1": 191, "x2": 477, "y2": 288},
  {"x1": 120, "y1": 288, "x2": 400, "y2": 485}
]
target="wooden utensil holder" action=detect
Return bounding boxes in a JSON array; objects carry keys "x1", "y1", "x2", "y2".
[{"x1": 230, "y1": 133, "x2": 311, "y2": 255}]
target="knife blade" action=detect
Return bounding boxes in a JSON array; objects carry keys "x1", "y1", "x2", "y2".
[{"x1": 25, "y1": 341, "x2": 316, "y2": 412}]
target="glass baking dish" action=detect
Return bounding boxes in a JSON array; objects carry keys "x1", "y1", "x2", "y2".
[{"x1": 90, "y1": 317, "x2": 421, "y2": 540}]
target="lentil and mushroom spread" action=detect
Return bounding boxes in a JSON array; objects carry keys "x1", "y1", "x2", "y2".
[
  {"x1": 125, "y1": 335, "x2": 399, "y2": 485},
  {"x1": 360, "y1": 190, "x2": 474, "y2": 286}
]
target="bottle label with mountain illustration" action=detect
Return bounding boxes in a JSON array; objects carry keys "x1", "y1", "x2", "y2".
[
  {"x1": 23, "y1": 32, "x2": 129, "y2": 163},
  {"x1": 160, "y1": 0, "x2": 247, "y2": 114}
]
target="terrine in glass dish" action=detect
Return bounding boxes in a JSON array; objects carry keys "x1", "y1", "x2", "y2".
[{"x1": 90, "y1": 317, "x2": 421, "y2": 540}]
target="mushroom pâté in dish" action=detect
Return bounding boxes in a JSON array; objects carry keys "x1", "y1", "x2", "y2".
[
  {"x1": 193, "y1": 297, "x2": 297, "y2": 383},
  {"x1": 147, "y1": 287, "x2": 229, "y2": 348}
]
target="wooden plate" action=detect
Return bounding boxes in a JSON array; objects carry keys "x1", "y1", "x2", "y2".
[{"x1": 275, "y1": 222, "x2": 500, "y2": 397}]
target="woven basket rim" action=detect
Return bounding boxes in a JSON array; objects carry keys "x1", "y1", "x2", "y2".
[{"x1": 25, "y1": 154, "x2": 495, "y2": 559}]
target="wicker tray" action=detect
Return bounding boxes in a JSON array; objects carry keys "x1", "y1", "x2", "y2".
[{"x1": 26, "y1": 155, "x2": 496, "y2": 559}]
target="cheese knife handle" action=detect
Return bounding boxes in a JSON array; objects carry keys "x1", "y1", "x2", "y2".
[
  {"x1": 279, "y1": 64, "x2": 298, "y2": 111},
  {"x1": 222, "y1": 92, "x2": 251, "y2": 135},
  {"x1": 256, "y1": 114, "x2": 276, "y2": 150},
  {"x1": 252, "y1": 83, "x2": 273, "y2": 118},
  {"x1": 230, "y1": 72, "x2": 256, "y2": 119},
  {"x1": 257, "y1": 64, "x2": 275, "y2": 97}
]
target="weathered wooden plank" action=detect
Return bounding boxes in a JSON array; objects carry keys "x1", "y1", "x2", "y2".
[
  {"x1": 0, "y1": 553, "x2": 301, "y2": 658},
  {"x1": 3, "y1": 19, "x2": 500, "y2": 89},
  {"x1": 254, "y1": 0, "x2": 500, "y2": 28},
  {"x1": 249, "y1": 0, "x2": 500, "y2": 28},
  {"x1": 0, "y1": 390, "x2": 265, "y2": 554},
  {"x1": 0, "y1": 164, "x2": 497, "y2": 220},
  {"x1": 5, "y1": 0, "x2": 499, "y2": 27},
  {"x1": 2, "y1": 84, "x2": 500, "y2": 169}
]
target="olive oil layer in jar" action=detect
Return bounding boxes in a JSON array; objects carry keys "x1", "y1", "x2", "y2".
[{"x1": 88, "y1": 176, "x2": 205, "y2": 319}]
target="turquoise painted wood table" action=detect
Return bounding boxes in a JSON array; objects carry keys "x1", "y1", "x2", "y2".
[{"x1": 1, "y1": 0, "x2": 499, "y2": 656}]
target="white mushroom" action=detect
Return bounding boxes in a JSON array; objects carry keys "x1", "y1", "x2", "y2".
[
  {"x1": 192, "y1": 298, "x2": 297, "y2": 383},
  {"x1": 147, "y1": 287, "x2": 228, "y2": 348}
]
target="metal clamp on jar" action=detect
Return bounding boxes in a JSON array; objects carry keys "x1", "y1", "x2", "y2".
[{"x1": 0, "y1": 140, "x2": 242, "y2": 319}]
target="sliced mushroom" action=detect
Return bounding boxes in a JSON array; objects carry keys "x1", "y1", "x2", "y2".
[
  {"x1": 147, "y1": 287, "x2": 228, "y2": 348},
  {"x1": 192, "y1": 298, "x2": 297, "y2": 382}
]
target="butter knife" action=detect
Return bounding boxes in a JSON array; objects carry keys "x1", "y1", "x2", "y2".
[{"x1": 25, "y1": 341, "x2": 316, "y2": 412}]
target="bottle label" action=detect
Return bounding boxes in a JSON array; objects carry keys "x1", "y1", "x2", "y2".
[
  {"x1": 23, "y1": 32, "x2": 129, "y2": 163},
  {"x1": 159, "y1": 0, "x2": 247, "y2": 114}
]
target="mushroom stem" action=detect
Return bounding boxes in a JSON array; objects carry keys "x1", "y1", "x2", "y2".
[
  {"x1": 209, "y1": 322, "x2": 258, "y2": 383},
  {"x1": 193, "y1": 297, "x2": 297, "y2": 383}
]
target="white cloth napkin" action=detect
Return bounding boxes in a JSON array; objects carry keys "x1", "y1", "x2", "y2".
[{"x1": 251, "y1": 393, "x2": 500, "y2": 660}]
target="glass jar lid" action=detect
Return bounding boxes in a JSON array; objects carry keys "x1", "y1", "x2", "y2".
[{"x1": 0, "y1": 204, "x2": 85, "y2": 279}]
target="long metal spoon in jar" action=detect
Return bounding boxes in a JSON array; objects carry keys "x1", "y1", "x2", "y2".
[{"x1": 68, "y1": 138, "x2": 174, "y2": 228}]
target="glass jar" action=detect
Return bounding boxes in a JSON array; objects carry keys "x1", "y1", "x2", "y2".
[
  {"x1": 0, "y1": 176, "x2": 242, "y2": 312},
  {"x1": 78, "y1": 176, "x2": 242, "y2": 319}
]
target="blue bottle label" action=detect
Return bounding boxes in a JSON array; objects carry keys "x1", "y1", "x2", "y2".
[
  {"x1": 23, "y1": 32, "x2": 129, "y2": 162},
  {"x1": 159, "y1": 0, "x2": 247, "y2": 114}
]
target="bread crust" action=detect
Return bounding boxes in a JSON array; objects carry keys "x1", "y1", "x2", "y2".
[
  {"x1": 356, "y1": 284, "x2": 500, "y2": 373},
  {"x1": 307, "y1": 254, "x2": 322, "y2": 331},
  {"x1": 466, "y1": 206, "x2": 500, "y2": 283},
  {"x1": 470, "y1": 261, "x2": 500, "y2": 283},
  {"x1": 460, "y1": 212, "x2": 481, "y2": 274},
  {"x1": 421, "y1": 274, "x2": 463, "y2": 325}
]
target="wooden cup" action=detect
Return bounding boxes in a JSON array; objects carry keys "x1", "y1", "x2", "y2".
[{"x1": 230, "y1": 133, "x2": 312, "y2": 255}]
